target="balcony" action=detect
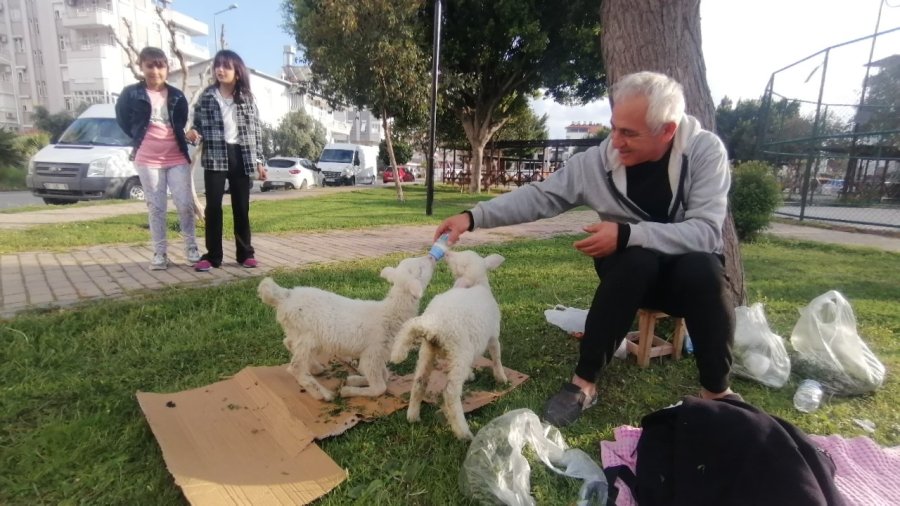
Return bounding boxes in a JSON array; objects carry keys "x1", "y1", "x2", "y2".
[
  {"x1": 163, "y1": 10, "x2": 208, "y2": 37},
  {"x1": 178, "y1": 40, "x2": 209, "y2": 62},
  {"x1": 68, "y1": 44, "x2": 118, "y2": 60},
  {"x1": 62, "y1": 7, "x2": 116, "y2": 29}
]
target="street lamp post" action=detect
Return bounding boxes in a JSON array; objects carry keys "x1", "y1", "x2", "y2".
[{"x1": 212, "y1": 4, "x2": 238, "y2": 53}]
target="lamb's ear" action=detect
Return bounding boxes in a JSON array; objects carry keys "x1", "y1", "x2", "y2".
[
  {"x1": 380, "y1": 266, "x2": 396, "y2": 282},
  {"x1": 453, "y1": 277, "x2": 473, "y2": 289},
  {"x1": 484, "y1": 254, "x2": 505, "y2": 270},
  {"x1": 404, "y1": 278, "x2": 424, "y2": 298}
]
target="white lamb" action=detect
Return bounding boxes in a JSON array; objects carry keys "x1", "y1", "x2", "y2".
[
  {"x1": 258, "y1": 255, "x2": 435, "y2": 401},
  {"x1": 390, "y1": 250, "x2": 508, "y2": 440}
]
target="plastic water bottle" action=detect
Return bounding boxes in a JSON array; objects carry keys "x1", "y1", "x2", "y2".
[
  {"x1": 683, "y1": 332, "x2": 693, "y2": 355},
  {"x1": 793, "y1": 379, "x2": 824, "y2": 413},
  {"x1": 428, "y1": 233, "x2": 450, "y2": 261}
]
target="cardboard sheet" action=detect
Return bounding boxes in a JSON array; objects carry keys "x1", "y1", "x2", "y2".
[
  {"x1": 137, "y1": 359, "x2": 528, "y2": 505},
  {"x1": 137, "y1": 376, "x2": 346, "y2": 505}
]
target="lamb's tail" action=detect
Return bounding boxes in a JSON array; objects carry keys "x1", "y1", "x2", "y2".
[
  {"x1": 258, "y1": 277, "x2": 292, "y2": 307},
  {"x1": 391, "y1": 317, "x2": 437, "y2": 363}
]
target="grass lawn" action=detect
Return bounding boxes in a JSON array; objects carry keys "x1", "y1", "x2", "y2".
[
  {"x1": 0, "y1": 185, "x2": 494, "y2": 254},
  {"x1": 1, "y1": 234, "x2": 898, "y2": 505}
]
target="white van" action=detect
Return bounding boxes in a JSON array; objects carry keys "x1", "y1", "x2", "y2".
[
  {"x1": 26, "y1": 104, "x2": 143, "y2": 204},
  {"x1": 317, "y1": 142, "x2": 378, "y2": 186}
]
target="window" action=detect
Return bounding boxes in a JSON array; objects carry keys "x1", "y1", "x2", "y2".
[
  {"x1": 33, "y1": 50, "x2": 42, "y2": 65},
  {"x1": 37, "y1": 80, "x2": 46, "y2": 97},
  {"x1": 17, "y1": 70, "x2": 26, "y2": 82},
  {"x1": 59, "y1": 35, "x2": 68, "y2": 51},
  {"x1": 14, "y1": 37, "x2": 23, "y2": 53}
]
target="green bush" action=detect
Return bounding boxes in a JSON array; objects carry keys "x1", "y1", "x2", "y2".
[
  {"x1": 730, "y1": 161, "x2": 782, "y2": 240},
  {"x1": 0, "y1": 165, "x2": 27, "y2": 190}
]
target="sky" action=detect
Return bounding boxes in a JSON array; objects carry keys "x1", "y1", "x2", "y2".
[{"x1": 173, "y1": 0, "x2": 900, "y2": 137}]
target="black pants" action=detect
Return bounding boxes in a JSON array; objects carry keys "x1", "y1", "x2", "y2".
[
  {"x1": 575, "y1": 247, "x2": 734, "y2": 393},
  {"x1": 202, "y1": 144, "x2": 254, "y2": 266}
]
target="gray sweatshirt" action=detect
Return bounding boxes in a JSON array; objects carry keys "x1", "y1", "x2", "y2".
[{"x1": 470, "y1": 115, "x2": 730, "y2": 255}]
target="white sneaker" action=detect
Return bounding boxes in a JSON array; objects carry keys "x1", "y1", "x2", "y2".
[
  {"x1": 185, "y1": 245, "x2": 202, "y2": 265},
  {"x1": 150, "y1": 253, "x2": 169, "y2": 270}
]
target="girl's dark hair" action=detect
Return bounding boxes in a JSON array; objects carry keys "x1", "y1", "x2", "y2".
[
  {"x1": 138, "y1": 46, "x2": 168, "y2": 68},
  {"x1": 213, "y1": 49, "x2": 252, "y2": 103}
]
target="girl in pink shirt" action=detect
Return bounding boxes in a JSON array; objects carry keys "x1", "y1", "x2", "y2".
[{"x1": 115, "y1": 47, "x2": 200, "y2": 270}]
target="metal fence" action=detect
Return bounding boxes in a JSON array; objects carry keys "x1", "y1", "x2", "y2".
[{"x1": 758, "y1": 26, "x2": 900, "y2": 230}]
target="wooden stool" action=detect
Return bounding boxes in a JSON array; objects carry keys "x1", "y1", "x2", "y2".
[{"x1": 625, "y1": 309, "x2": 686, "y2": 368}]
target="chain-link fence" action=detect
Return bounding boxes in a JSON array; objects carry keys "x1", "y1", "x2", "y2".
[{"x1": 758, "y1": 26, "x2": 900, "y2": 230}]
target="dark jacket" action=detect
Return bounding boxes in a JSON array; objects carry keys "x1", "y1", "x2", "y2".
[
  {"x1": 191, "y1": 85, "x2": 263, "y2": 175},
  {"x1": 623, "y1": 396, "x2": 845, "y2": 506},
  {"x1": 115, "y1": 82, "x2": 191, "y2": 162}
]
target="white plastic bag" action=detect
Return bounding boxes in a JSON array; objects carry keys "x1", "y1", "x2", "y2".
[
  {"x1": 733, "y1": 303, "x2": 791, "y2": 388},
  {"x1": 790, "y1": 290, "x2": 885, "y2": 395},
  {"x1": 459, "y1": 408, "x2": 608, "y2": 506},
  {"x1": 544, "y1": 305, "x2": 628, "y2": 359},
  {"x1": 544, "y1": 305, "x2": 588, "y2": 336}
]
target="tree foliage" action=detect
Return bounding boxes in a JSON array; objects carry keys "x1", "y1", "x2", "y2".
[
  {"x1": 270, "y1": 109, "x2": 327, "y2": 160},
  {"x1": 717, "y1": 96, "x2": 850, "y2": 163},
  {"x1": 379, "y1": 137, "x2": 412, "y2": 166},
  {"x1": 492, "y1": 102, "x2": 549, "y2": 158},
  {"x1": 284, "y1": 0, "x2": 430, "y2": 200},
  {"x1": 32, "y1": 106, "x2": 76, "y2": 143},
  {"x1": 859, "y1": 59, "x2": 900, "y2": 146},
  {"x1": 0, "y1": 128, "x2": 24, "y2": 169},
  {"x1": 429, "y1": 0, "x2": 605, "y2": 192}
]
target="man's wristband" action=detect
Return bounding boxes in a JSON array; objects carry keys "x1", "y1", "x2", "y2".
[
  {"x1": 462, "y1": 210, "x2": 475, "y2": 232},
  {"x1": 616, "y1": 223, "x2": 631, "y2": 251}
]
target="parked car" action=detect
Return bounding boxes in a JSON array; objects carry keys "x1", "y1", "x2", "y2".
[
  {"x1": 382, "y1": 166, "x2": 415, "y2": 183},
  {"x1": 262, "y1": 157, "x2": 320, "y2": 191},
  {"x1": 26, "y1": 104, "x2": 140, "y2": 204}
]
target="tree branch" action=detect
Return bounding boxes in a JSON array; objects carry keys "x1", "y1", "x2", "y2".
[
  {"x1": 111, "y1": 19, "x2": 142, "y2": 81},
  {"x1": 156, "y1": 5, "x2": 190, "y2": 92}
]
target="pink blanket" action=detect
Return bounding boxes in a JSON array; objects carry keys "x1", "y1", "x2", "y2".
[{"x1": 599, "y1": 427, "x2": 900, "y2": 506}]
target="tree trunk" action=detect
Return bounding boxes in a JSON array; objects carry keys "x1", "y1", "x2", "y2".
[
  {"x1": 601, "y1": 0, "x2": 746, "y2": 307},
  {"x1": 459, "y1": 111, "x2": 505, "y2": 194},
  {"x1": 382, "y1": 111, "x2": 405, "y2": 202}
]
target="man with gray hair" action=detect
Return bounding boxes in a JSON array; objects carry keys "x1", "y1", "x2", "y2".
[{"x1": 434, "y1": 71, "x2": 736, "y2": 427}]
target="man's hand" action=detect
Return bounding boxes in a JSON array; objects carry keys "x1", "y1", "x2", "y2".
[
  {"x1": 257, "y1": 163, "x2": 267, "y2": 181},
  {"x1": 434, "y1": 213, "x2": 471, "y2": 244},
  {"x1": 573, "y1": 221, "x2": 618, "y2": 258}
]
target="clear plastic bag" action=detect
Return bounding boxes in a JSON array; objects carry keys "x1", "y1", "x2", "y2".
[
  {"x1": 790, "y1": 290, "x2": 885, "y2": 395},
  {"x1": 733, "y1": 303, "x2": 791, "y2": 388},
  {"x1": 458, "y1": 408, "x2": 607, "y2": 506}
]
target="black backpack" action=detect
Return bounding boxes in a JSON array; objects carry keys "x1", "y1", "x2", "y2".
[{"x1": 603, "y1": 397, "x2": 845, "y2": 506}]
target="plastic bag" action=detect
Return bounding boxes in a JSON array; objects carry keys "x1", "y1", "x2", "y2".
[
  {"x1": 544, "y1": 305, "x2": 627, "y2": 359},
  {"x1": 732, "y1": 303, "x2": 791, "y2": 388},
  {"x1": 544, "y1": 305, "x2": 588, "y2": 336},
  {"x1": 790, "y1": 290, "x2": 885, "y2": 395},
  {"x1": 459, "y1": 408, "x2": 607, "y2": 506}
]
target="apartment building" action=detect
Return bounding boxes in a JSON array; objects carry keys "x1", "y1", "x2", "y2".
[
  {"x1": 281, "y1": 45, "x2": 382, "y2": 146},
  {"x1": 0, "y1": 0, "x2": 207, "y2": 131}
]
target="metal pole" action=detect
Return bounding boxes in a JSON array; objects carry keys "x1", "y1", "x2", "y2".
[
  {"x1": 799, "y1": 49, "x2": 830, "y2": 221},
  {"x1": 425, "y1": 0, "x2": 442, "y2": 215},
  {"x1": 842, "y1": 0, "x2": 885, "y2": 199}
]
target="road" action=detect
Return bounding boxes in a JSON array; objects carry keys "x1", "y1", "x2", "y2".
[
  {"x1": 0, "y1": 191, "x2": 44, "y2": 209},
  {"x1": 777, "y1": 204, "x2": 900, "y2": 231}
]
